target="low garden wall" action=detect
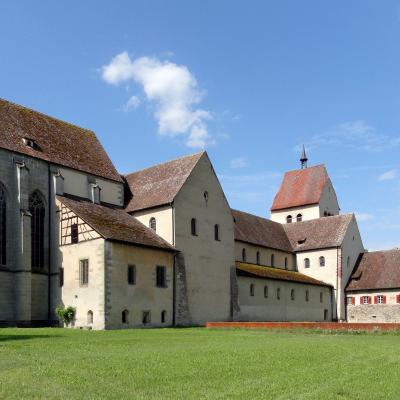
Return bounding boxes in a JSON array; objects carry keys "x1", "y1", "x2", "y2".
[{"x1": 206, "y1": 321, "x2": 400, "y2": 331}]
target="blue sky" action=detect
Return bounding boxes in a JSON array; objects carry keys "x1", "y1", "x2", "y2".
[{"x1": 1, "y1": 1, "x2": 400, "y2": 250}]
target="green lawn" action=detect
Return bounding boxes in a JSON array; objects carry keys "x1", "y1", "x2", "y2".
[{"x1": 0, "y1": 328, "x2": 399, "y2": 399}]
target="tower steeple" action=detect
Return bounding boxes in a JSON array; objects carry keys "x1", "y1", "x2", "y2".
[{"x1": 300, "y1": 145, "x2": 308, "y2": 169}]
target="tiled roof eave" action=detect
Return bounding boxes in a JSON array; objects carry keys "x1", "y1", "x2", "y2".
[{"x1": 234, "y1": 239, "x2": 294, "y2": 254}]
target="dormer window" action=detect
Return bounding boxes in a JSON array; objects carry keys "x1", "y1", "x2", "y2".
[
  {"x1": 297, "y1": 238, "x2": 306, "y2": 245},
  {"x1": 22, "y1": 137, "x2": 39, "y2": 150}
]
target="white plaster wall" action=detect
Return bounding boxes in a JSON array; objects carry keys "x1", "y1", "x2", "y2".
[
  {"x1": 174, "y1": 153, "x2": 235, "y2": 325},
  {"x1": 132, "y1": 206, "x2": 174, "y2": 245},
  {"x1": 319, "y1": 179, "x2": 340, "y2": 217},
  {"x1": 235, "y1": 241, "x2": 296, "y2": 271},
  {"x1": 295, "y1": 248, "x2": 339, "y2": 319},
  {"x1": 59, "y1": 238, "x2": 106, "y2": 330},
  {"x1": 238, "y1": 276, "x2": 332, "y2": 321},
  {"x1": 338, "y1": 217, "x2": 364, "y2": 320},
  {"x1": 59, "y1": 167, "x2": 123, "y2": 206},
  {"x1": 271, "y1": 204, "x2": 320, "y2": 224},
  {"x1": 105, "y1": 242, "x2": 174, "y2": 329}
]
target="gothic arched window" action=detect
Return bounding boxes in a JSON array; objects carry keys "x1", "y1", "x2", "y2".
[
  {"x1": 29, "y1": 191, "x2": 45, "y2": 269},
  {"x1": 0, "y1": 184, "x2": 6, "y2": 265}
]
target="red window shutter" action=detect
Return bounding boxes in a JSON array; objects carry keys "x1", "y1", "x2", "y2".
[
  {"x1": 374, "y1": 296, "x2": 377, "y2": 304},
  {"x1": 368, "y1": 296, "x2": 371, "y2": 305},
  {"x1": 397, "y1": 295, "x2": 400, "y2": 304},
  {"x1": 383, "y1": 296, "x2": 387, "y2": 304},
  {"x1": 360, "y1": 297, "x2": 364, "y2": 305},
  {"x1": 352, "y1": 297, "x2": 355, "y2": 305}
]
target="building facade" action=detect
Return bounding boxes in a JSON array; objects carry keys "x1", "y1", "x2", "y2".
[{"x1": 0, "y1": 98, "x2": 398, "y2": 328}]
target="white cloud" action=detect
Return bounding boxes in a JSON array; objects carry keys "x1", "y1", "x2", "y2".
[
  {"x1": 230, "y1": 157, "x2": 248, "y2": 169},
  {"x1": 122, "y1": 95, "x2": 141, "y2": 112},
  {"x1": 101, "y1": 51, "x2": 213, "y2": 148},
  {"x1": 355, "y1": 212, "x2": 373, "y2": 222},
  {"x1": 299, "y1": 120, "x2": 400, "y2": 153},
  {"x1": 378, "y1": 169, "x2": 397, "y2": 181}
]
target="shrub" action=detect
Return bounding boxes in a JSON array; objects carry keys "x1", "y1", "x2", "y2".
[{"x1": 56, "y1": 305, "x2": 76, "y2": 327}]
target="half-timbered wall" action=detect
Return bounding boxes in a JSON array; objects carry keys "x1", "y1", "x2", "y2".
[{"x1": 58, "y1": 202, "x2": 101, "y2": 246}]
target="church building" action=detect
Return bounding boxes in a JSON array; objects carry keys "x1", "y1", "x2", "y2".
[{"x1": 0, "y1": 98, "x2": 398, "y2": 328}]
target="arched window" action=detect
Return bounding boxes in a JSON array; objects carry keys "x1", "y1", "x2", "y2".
[
  {"x1": 250, "y1": 283, "x2": 255, "y2": 296},
  {"x1": 305, "y1": 290, "x2": 309, "y2": 302},
  {"x1": 242, "y1": 248, "x2": 246, "y2": 262},
  {"x1": 264, "y1": 286, "x2": 268, "y2": 298},
  {"x1": 256, "y1": 251, "x2": 260, "y2": 265},
  {"x1": 191, "y1": 218, "x2": 197, "y2": 236},
  {"x1": 122, "y1": 309, "x2": 129, "y2": 324},
  {"x1": 214, "y1": 224, "x2": 220, "y2": 241},
  {"x1": 29, "y1": 191, "x2": 45, "y2": 269},
  {"x1": 296, "y1": 214, "x2": 302, "y2": 222},
  {"x1": 304, "y1": 258, "x2": 310, "y2": 268},
  {"x1": 271, "y1": 254, "x2": 275, "y2": 267},
  {"x1": 284, "y1": 257, "x2": 288, "y2": 270},
  {"x1": 149, "y1": 217, "x2": 156, "y2": 232},
  {"x1": 0, "y1": 184, "x2": 6, "y2": 265},
  {"x1": 291, "y1": 289, "x2": 295, "y2": 301},
  {"x1": 277, "y1": 288, "x2": 281, "y2": 300},
  {"x1": 286, "y1": 215, "x2": 292, "y2": 223},
  {"x1": 87, "y1": 310, "x2": 93, "y2": 325},
  {"x1": 320, "y1": 292, "x2": 323, "y2": 303},
  {"x1": 161, "y1": 310, "x2": 167, "y2": 323},
  {"x1": 347, "y1": 256, "x2": 351, "y2": 269},
  {"x1": 319, "y1": 256, "x2": 325, "y2": 267}
]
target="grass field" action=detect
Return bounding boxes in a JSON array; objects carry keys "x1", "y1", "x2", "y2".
[{"x1": 1, "y1": 328, "x2": 400, "y2": 399}]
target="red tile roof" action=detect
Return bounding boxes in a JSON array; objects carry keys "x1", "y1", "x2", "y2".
[
  {"x1": 58, "y1": 196, "x2": 175, "y2": 251},
  {"x1": 347, "y1": 250, "x2": 400, "y2": 291},
  {"x1": 283, "y1": 214, "x2": 353, "y2": 251},
  {"x1": 232, "y1": 209, "x2": 293, "y2": 253},
  {"x1": 0, "y1": 98, "x2": 122, "y2": 182},
  {"x1": 236, "y1": 262, "x2": 332, "y2": 287},
  {"x1": 271, "y1": 165, "x2": 328, "y2": 211},
  {"x1": 124, "y1": 152, "x2": 204, "y2": 212}
]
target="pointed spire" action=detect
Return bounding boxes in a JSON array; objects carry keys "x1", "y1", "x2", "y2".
[{"x1": 300, "y1": 145, "x2": 308, "y2": 169}]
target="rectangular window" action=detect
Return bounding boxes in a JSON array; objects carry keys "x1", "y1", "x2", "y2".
[
  {"x1": 142, "y1": 311, "x2": 151, "y2": 324},
  {"x1": 79, "y1": 259, "x2": 89, "y2": 286},
  {"x1": 71, "y1": 223, "x2": 79, "y2": 244},
  {"x1": 346, "y1": 296, "x2": 353, "y2": 306},
  {"x1": 362, "y1": 296, "x2": 370, "y2": 305},
  {"x1": 59, "y1": 267, "x2": 64, "y2": 287},
  {"x1": 377, "y1": 295, "x2": 384, "y2": 304},
  {"x1": 128, "y1": 265, "x2": 136, "y2": 285},
  {"x1": 156, "y1": 266, "x2": 166, "y2": 288}
]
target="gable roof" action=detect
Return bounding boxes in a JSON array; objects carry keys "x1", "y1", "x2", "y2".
[
  {"x1": 236, "y1": 262, "x2": 332, "y2": 287},
  {"x1": 347, "y1": 250, "x2": 400, "y2": 291},
  {"x1": 58, "y1": 196, "x2": 174, "y2": 251},
  {"x1": 232, "y1": 209, "x2": 293, "y2": 253},
  {"x1": 0, "y1": 98, "x2": 122, "y2": 182},
  {"x1": 283, "y1": 214, "x2": 353, "y2": 252},
  {"x1": 271, "y1": 165, "x2": 328, "y2": 211},
  {"x1": 124, "y1": 152, "x2": 204, "y2": 212}
]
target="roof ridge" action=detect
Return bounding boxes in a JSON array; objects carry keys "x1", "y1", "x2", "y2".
[
  {"x1": 0, "y1": 97, "x2": 94, "y2": 134},
  {"x1": 232, "y1": 208, "x2": 283, "y2": 226},
  {"x1": 124, "y1": 151, "x2": 205, "y2": 177},
  {"x1": 283, "y1": 164, "x2": 327, "y2": 174}
]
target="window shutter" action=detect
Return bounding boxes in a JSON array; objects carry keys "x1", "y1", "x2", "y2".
[
  {"x1": 374, "y1": 296, "x2": 378, "y2": 304},
  {"x1": 383, "y1": 295, "x2": 387, "y2": 304},
  {"x1": 352, "y1": 297, "x2": 355, "y2": 305},
  {"x1": 367, "y1": 296, "x2": 371, "y2": 305},
  {"x1": 397, "y1": 295, "x2": 400, "y2": 304}
]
